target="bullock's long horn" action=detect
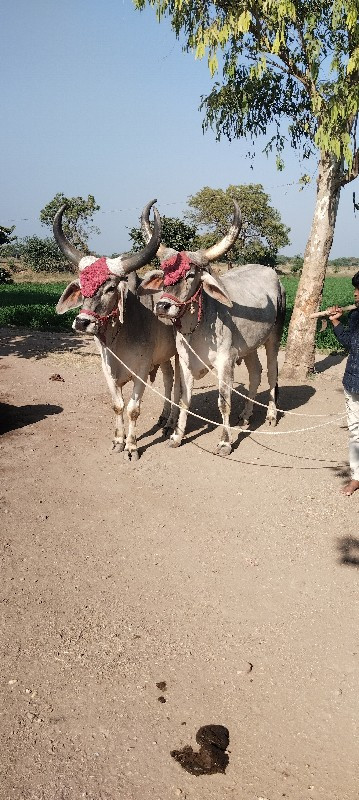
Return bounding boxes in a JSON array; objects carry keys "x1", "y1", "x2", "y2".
[
  {"x1": 118, "y1": 201, "x2": 162, "y2": 275},
  {"x1": 53, "y1": 204, "x2": 86, "y2": 267},
  {"x1": 141, "y1": 198, "x2": 177, "y2": 262},
  {"x1": 201, "y1": 201, "x2": 242, "y2": 263}
]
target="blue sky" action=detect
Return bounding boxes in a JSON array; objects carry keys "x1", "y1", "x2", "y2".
[{"x1": 1, "y1": 0, "x2": 358, "y2": 258}]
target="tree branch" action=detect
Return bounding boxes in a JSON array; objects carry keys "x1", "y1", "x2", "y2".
[{"x1": 341, "y1": 147, "x2": 359, "y2": 186}]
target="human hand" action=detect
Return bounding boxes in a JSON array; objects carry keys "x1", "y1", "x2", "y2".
[{"x1": 327, "y1": 306, "x2": 342, "y2": 324}]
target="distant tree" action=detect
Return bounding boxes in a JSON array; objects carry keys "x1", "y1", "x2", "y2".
[
  {"x1": 0, "y1": 225, "x2": 17, "y2": 282},
  {"x1": 129, "y1": 215, "x2": 200, "y2": 263},
  {"x1": 22, "y1": 236, "x2": 70, "y2": 273},
  {"x1": 0, "y1": 224, "x2": 16, "y2": 247},
  {"x1": 186, "y1": 184, "x2": 290, "y2": 266},
  {"x1": 290, "y1": 254, "x2": 304, "y2": 274},
  {"x1": 329, "y1": 256, "x2": 359, "y2": 268},
  {"x1": 40, "y1": 193, "x2": 100, "y2": 252}
]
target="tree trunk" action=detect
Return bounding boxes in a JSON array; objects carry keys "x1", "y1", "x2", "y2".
[{"x1": 281, "y1": 152, "x2": 342, "y2": 381}]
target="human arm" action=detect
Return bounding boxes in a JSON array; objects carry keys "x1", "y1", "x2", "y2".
[{"x1": 327, "y1": 306, "x2": 351, "y2": 350}]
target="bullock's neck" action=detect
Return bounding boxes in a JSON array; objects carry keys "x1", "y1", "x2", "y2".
[
  {"x1": 176, "y1": 286, "x2": 205, "y2": 336},
  {"x1": 102, "y1": 287, "x2": 154, "y2": 345}
]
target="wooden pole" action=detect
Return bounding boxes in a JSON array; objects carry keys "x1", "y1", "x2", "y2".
[{"x1": 310, "y1": 304, "x2": 356, "y2": 319}]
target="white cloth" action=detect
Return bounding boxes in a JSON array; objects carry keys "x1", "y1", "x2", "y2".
[{"x1": 344, "y1": 389, "x2": 359, "y2": 480}]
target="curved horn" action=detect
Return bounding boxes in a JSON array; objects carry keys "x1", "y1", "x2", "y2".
[
  {"x1": 202, "y1": 201, "x2": 242, "y2": 263},
  {"x1": 53, "y1": 204, "x2": 86, "y2": 267},
  {"x1": 141, "y1": 198, "x2": 177, "y2": 262},
  {"x1": 118, "y1": 201, "x2": 162, "y2": 275}
]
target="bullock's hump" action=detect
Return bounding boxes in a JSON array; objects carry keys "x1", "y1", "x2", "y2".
[{"x1": 220, "y1": 264, "x2": 281, "y2": 304}]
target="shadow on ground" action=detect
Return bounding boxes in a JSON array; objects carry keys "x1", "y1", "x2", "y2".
[
  {"x1": 314, "y1": 351, "x2": 346, "y2": 374},
  {"x1": 138, "y1": 382, "x2": 317, "y2": 455},
  {"x1": 337, "y1": 536, "x2": 359, "y2": 567},
  {"x1": 0, "y1": 327, "x2": 92, "y2": 360},
  {"x1": 0, "y1": 402, "x2": 63, "y2": 435}
]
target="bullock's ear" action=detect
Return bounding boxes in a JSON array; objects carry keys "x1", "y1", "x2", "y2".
[
  {"x1": 56, "y1": 280, "x2": 83, "y2": 314},
  {"x1": 201, "y1": 272, "x2": 233, "y2": 308},
  {"x1": 137, "y1": 270, "x2": 164, "y2": 295}
]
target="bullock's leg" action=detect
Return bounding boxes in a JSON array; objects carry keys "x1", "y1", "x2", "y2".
[
  {"x1": 111, "y1": 386, "x2": 126, "y2": 453},
  {"x1": 124, "y1": 378, "x2": 147, "y2": 460},
  {"x1": 264, "y1": 335, "x2": 280, "y2": 426},
  {"x1": 238, "y1": 351, "x2": 262, "y2": 428},
  {"x1": 97, "y1": 347, "x2": 126, "y2": 453},
  {"x1": 169, "y1": 358, "x2": 193, "y2": 447},
  {"x1": 164, "y1": 353, "x2": 180, "y2": 435},
  {"x1": 157, "y1": 360, "x2": 174, "y2": 429},
  {"x1": 216, "y1": 361, "x2": 235, "y2": 456}
]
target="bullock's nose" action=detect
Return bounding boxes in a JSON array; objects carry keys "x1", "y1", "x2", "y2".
[
  {"x1": 74, "y1": 316, "x2": 91, "y2": 332},
  {"x1": 156, "y1": 300, "x2": 172, "y2": 312}
]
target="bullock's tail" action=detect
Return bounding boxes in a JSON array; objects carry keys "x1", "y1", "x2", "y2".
[
  {"x1": 276, "y1": 282, "x2": 286, "y2": 341},
  {"x1": 273, "y1": 282, "x2": 286, "y2": 404}
]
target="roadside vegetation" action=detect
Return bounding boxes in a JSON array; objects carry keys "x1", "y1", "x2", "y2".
[
  {"x1": 0, "y1": 274, "x2": 355, "y2": 351},
  {"x1": 1, "y1": 189, "x2": 357, "y2": 349}
]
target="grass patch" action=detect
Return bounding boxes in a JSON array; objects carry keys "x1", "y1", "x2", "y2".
[
  {"x1": 0, "y1": 282, "x2": 76, "y2": 331},
  {"x1": 280, "y1": 275, "x2": 354, "y2": 351},
  {"x1": 0, "y1": 275, "x2": 355, "y2": 350}
]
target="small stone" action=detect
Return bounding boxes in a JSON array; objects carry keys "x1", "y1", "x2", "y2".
[{"x1": 8, "y1": 680, "x2": 17, "y2": 685}]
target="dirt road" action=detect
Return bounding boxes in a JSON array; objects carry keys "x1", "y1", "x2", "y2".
[{"x1": 1, "y1": 327, "x2": 358, "y2": 800}]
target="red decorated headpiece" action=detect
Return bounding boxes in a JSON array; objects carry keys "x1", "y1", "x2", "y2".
[
  {"x1": 79, "y1": 257, "x2": 112, "y2": 297},
  {"x1": 162, "y1": 252, "x2": 194, "y2": 287}
]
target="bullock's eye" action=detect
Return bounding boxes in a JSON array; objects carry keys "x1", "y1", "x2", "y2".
[
  {"x1": 104, "y1": 285, "x2": 116, "y2": 294},
  {"x1": 187, "y1": 271, "x2": 196, "y2": 279}
]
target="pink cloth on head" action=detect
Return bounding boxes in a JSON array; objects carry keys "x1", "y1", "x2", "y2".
[
  {"x1": 79, "y1": 257, "x2": 111, "y2": 297},
  {"x1": 162, "y1": 252, "x2": 193, "y2": 287}
]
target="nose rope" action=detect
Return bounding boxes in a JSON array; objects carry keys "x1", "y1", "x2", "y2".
[
  {"x1": 160, "y1": 284, "x2": 203, "y2": 330},
  {"x1": 101, "y1": 343, "x2": 346, "y2": 436},
  {"x1": 80, "y1": 308, "x2": 118, "y2": 323}
]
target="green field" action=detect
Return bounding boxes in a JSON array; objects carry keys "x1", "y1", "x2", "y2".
[
  {"x1": 0, "y1": 282, "x2": 77, "y2": 331},
  {"x1": 0, "y1": 275, "x2": 355, "y2": 350}
]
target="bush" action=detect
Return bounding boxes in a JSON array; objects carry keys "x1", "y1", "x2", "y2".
[
  {"x1": 22, "y1": 236, "x2": 73, "y2": 273},
  {"x1": 290, "y1": 254, "x2": 303, "y2": 274},
  {"x1": 0, "y1": 267, "x2": 14, "y2": 285}
]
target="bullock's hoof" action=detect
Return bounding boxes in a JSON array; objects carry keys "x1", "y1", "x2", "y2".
[
  {"x1": 110, "y1": 441, "x2": 125, "y2": 454},
  {"x1": 266, "y1": 416, "x2": 277, "y2": 426},
  {"x1": 169, "y1": 435, "x2": 181, "y2": 448},
  {"x1": 216, "y1": 442, "x2": 232, "y2": 457},
  {"x1": 123, "y1": 449, "x2": 140, "y2": 461}
]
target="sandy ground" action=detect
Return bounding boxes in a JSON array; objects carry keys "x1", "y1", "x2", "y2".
[{"x1": 1, "y1": 326, "x2": 359, "y2": 800}]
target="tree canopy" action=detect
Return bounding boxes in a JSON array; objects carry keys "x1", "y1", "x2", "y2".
[
  {"x1": 0, "y1": 225, "x2": 16, "y2": 248},
  {"x1": 40, "y1": 193, "x2": 100, "y2": 253},
  {"x1": 129, "y1": 215, "x2": 200, "y2": 260},
  {"x1": 186, "y1": 184, "x2": 290, "y2": 265},
  {"x1": 135, "y1": 0, "x2": 359, "y2": 174},
  {"x1": 134, "y1": 0, "x2": 359, "y2": 378}
]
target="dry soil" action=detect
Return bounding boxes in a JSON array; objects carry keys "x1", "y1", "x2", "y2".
[{"x1": 1, "y1": 326, "x2": 358, "y2": 800}]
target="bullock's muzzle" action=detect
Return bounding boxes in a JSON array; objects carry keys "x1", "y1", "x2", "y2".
[
  {"x1": 155, "y1": 299, "x2": 179, "y2": 319},
  {"x1": 73, "y1": 315, "x2": 97, "y2": 334}
]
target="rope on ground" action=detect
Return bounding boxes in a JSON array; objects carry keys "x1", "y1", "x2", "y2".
[
  {"x1": 103, "y1": 344, "x2": 347, "y2": 437},
  {"x1": 180, "y1": 336, "x2": 343, "y2": 418}
]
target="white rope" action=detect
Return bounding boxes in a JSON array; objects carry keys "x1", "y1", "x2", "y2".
[
  {"x1": 180, "y1": 335, "x2": 344, "y2": 419},
  {"x1": 103, "y1": 344, "x2": 346, "y2": 437}
]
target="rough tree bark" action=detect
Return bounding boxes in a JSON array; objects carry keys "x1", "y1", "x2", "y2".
[{"x1": 281, "y1": 152, "x2": 342, "y2": 381}]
